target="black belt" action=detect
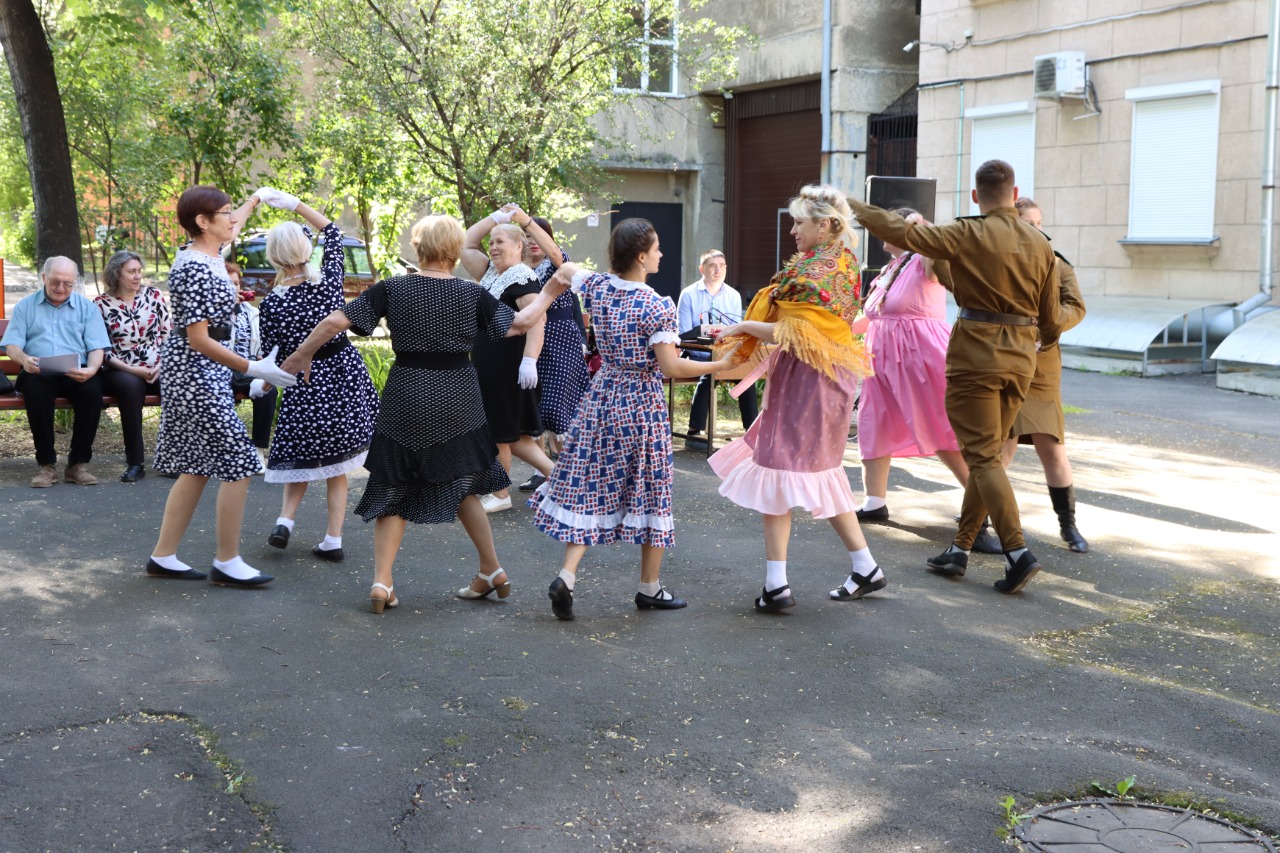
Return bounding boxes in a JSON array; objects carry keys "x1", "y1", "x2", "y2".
[
  {"x1": 394, "y1": 351, "x2": 470, "y2": 370},
  {"x1": 957, "y1": 308, "x2": 1036, "y2": 327},
  {"x1": 313, "y1": 336, "x2": 353, "y2": 361},
  {"x1": 176, "y1": 324, "x2": 231, "y2": 341}
]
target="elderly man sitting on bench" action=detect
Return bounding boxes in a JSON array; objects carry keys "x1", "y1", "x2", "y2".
[{"x1": 1, "y1": 256, "x2": 111, "y2": 487}]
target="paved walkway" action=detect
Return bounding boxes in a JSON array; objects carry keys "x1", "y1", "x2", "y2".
[{"x1": 1, "y1": 369, "x2": 1277, "y2": 851}]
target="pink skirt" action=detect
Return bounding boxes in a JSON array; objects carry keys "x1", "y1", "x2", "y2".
[
  {"x1": 857, "y1": 315, "x2": 959, "y2": 459},
  {"x1": 709, "y1": 352, "x2": 859, "y2": 519}
]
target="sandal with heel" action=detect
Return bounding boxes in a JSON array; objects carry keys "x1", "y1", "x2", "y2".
[
  {"x1": 754, "y1": 585, "x2": 796, "y2": 613},
  {"x1": 457, "y1": 567, "x2": 511, "y2": 600},
  {"x1": 370, "y1": 582, "x2": 399, "y2": 614}
]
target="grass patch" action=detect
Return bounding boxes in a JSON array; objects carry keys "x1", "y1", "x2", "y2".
[{"x1": 1062, "y1": 404, "x2": 1090, "y2": 415}]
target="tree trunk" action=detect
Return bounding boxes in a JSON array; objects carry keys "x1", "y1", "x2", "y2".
[{"x1": 0, "y1": 0, "x2": 83, "y2": 270}]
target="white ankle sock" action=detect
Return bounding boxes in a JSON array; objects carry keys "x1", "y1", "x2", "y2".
[
  {"x1": 948, "y1": 543, "x2": 971, "y2": 556},
  {"x1": 860, "y1": 495, "x2": 887, "y2": 511},
  {"x1": 1007, "y1": 547, "x2": 1028, "y2": 563},
  {"x1": 558, "y1": 569, "x2": 576, "y2": 591},
  {"x1": 765, "y1": 560, "x2": 788, "y2": 591},
  {"x1": 318, "y1": 534, "x2": 342, "y2": 551},
  {"x1": 212, "y1": 556, "x2": 260, "y2": 580},
  {"x1": 150, "y1": 553, "x2": 190, "y2": 572},
  {"x1": 275, "y1": 517, "x2": 295, "y2": 532},
  {"x1": 848, "y1": 548, "x2": 882, "y2": 583},
  {"x1": 639, "y1": 580, "x2": 671, "y2": 599}
]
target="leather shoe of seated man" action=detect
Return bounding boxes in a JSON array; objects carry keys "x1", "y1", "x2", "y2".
[
  {"x1": 31, "y1": 465, "x2": 59, "y2": 488},
  {"x1": 64, "y1": 463, "x2": 98, "y2": 485}
]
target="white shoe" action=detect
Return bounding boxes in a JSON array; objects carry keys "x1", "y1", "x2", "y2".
[{"x1": 479, "y1": 493, "x2": 512, "y2": 513}]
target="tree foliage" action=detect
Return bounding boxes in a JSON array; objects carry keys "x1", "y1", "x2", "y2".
[{"x1": 290, "y1": 0, "x2": 744, "y2": 222}]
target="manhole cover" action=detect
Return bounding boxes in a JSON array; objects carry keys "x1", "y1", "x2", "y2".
[{"x1": 1014, "y1": 799, "x2": 1277, "y2": 851}]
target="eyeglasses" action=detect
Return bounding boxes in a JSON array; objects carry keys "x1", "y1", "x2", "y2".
[
  {"x1": 46, "y1": 278, "x2": 78, "y2": 288},
  {"x1": 209, "y1": 209, "x2": 234, "y2": 218}
]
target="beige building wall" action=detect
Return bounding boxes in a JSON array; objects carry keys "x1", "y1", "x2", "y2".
[
  {"x1": 916, "y1": 0, "x2": 1269, "y2": 303},
  {"x1": 558, "y1": 0, "x2": 920, "y2": 286}
]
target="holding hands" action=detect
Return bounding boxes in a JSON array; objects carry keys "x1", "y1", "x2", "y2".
[
  {"x1": 254, "y1": 186, "x2": 301, "y2": 211},
  {"x1": 245, "y1": 346, "x2": 298, "y2": 388}
]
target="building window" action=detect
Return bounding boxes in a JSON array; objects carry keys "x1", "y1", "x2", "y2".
[
  {"x1": 967, "y1": 102, "x2": 1035, "y2": 215},
  {"x1": 615, "y1": 2, "x2": 678, "y2": 96},
  {"x1": 1125, "y1": 80, "x2": 1221, "y2": 242}
]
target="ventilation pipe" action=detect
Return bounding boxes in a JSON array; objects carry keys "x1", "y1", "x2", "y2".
[
  {"x1": 821, "y1": 0, "x2": 833, "y2": 184},
  {"x1": 1235, "y1": 0, "x2": 1280, "y2": 324}
]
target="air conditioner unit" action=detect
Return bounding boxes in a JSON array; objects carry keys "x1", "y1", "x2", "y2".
[{"x1": 1033, "y1": 51, "x2": 1086, "y2": 99}]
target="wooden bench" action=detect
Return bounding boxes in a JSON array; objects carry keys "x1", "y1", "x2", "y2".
[{"x1": 0, "y1": 318, "x2": 162, "y2": 410}]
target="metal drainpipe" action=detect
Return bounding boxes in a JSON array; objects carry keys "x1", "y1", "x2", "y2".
[
  {"x1": 955, "y1": 82, "x2": 965, "y2": 219},
  {"x1": 1237, "y1": 0, "x2": 1280, "y2": 324},
  {"x1": 821, "y1": 0, "x2": 832, "y2": 184}
]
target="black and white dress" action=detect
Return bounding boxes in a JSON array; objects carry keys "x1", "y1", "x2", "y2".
[
  {"x1": 344, "y1": 275, "x2": 513, "y2": 524},
  {"x1": 471, "y1": 263, "x2": 543, "y2": 443},
  {"x1": 532, "y1": 254, "x2": 590, "y2": 435},
  {"x1": 259, "y1": 223, "x2": 378, "y2": 483},
  {"x1": 153, "y1": 249, "x2": 261, "y2": 481}
]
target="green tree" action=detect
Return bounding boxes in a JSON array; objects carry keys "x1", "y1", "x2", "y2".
[{"x1": 291, "y1": 0, "x2": 744, "y2": 222}]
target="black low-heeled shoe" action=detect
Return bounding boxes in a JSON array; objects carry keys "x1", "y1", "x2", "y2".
[
  {"x1": 267, "y1": 525, "x2": 291, "y2": 549},
  {"x1": 548, "y1": 577, "x2": 575, "y2": 621},
  {"x1": 926, "y1": 547, "x2": 968, "y2": 577},
  {"x1": 829, "y1": 569, "x2": 887, "y2": 601},
  {"x1": 634, "y1": 588, "x2": 687, "y2": 610},
  {"x1": 971, "y1": 527, "x2": 1003, "y2": 554},
  {"x1": 311, "y1": 545, "x2": 344, "y2": 563},
  {"x1": 120, "y1": 464, "x2": 145, "y2": 483},
  {"x1": 145, "y1": 558, "x2": 208, "y2": 581},
  {"x1": 754, "y1": 585, "x2": 795, "y2": 613},
  {"x1": 209, "y1": 567, "x2": 274, "y2": 587},
  {"x1": 855, "y1": 505, "x2": 890, "y2": 523},
  {"x1": 994, "y1": 550, "x2": 1041, "y2": 594}
]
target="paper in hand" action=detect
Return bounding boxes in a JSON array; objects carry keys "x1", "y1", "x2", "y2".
[{"x1": 36, "y1": 353, "x2": 79, "y2": 375}]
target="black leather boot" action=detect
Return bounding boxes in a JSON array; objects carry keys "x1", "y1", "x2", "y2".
[{"x1": 1049, "y1": 485, "x2": 1088, "y2": 553}]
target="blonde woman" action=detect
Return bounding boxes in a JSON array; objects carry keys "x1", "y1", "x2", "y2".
[
  {"x1": 254, "y1": 188, "x2": 379, "y2": 562},
  {"x1": 281, "y1": 214, "x2": 569, "y2": 613},
  {"x1": 712, "y1": 185, "x2": 887, "y2": 612}
]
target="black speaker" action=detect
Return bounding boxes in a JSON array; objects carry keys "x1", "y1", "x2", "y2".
[{"x1": 863, "y1": 176, "x2": 937, "y2": 270}]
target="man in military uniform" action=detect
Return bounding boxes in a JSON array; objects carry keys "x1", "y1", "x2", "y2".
[{"x1": 849, "y1": 160, "x2": 1060, "y2": 594}]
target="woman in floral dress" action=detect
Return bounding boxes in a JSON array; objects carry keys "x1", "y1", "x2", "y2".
[
  {"x1": 530, "y1": 219, "x2": 739, "y2": 622},
  {"x1": 95, "y1": 250, "x2": 171, "y2": 483},
  {"x1": 711, "y1": 185, "x2": 888, "y2": 613},
  {"x1": 147, "y1": 185, "x2": 296, "y2": 587},
  {"x1": 255, "y1": 191, "x2": 379, "y2": 563}
]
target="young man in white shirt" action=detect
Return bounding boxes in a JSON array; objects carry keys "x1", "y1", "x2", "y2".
[{"x1": 675, "y1": 250, "x2": 758, "y2": 450}]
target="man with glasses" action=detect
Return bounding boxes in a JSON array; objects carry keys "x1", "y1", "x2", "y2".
[
  {"x1": 2, "y1": 256, "x2": 111, "y2": 487},
  {"x1": 676, "y1": 250, "x2": 758, "y2": 451}
]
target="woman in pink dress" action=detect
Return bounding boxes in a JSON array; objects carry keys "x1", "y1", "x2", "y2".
[
  {"x1": 853, "y1": 209, "x2": 967, "y2": 520},
  {"x1": 711, "y1": 185, "x2": 887, "y2": 613}
]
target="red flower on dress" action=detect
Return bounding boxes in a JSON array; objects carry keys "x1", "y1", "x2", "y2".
[{"x1": 818, "y1": 289, "x2": 832, "y2": 303}]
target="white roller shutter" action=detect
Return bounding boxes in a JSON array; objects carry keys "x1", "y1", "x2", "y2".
[
  {"x1": 1126, "y1": 91, "x2": 1219, "y2": 241},
  {"x1": 968, "y1": 108, "x2": 1035, "y2": 215}
]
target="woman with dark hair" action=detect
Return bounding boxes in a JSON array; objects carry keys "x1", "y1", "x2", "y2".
[
  {"x1": 145, "y1": 185, "x2": 296, "y2": 587},
  {"x1": 712, "y1": 184, "x2": 888, "y2": 612},
  {"x1": 523, "y1": 216, "x2": 589, "y2": 473},
  {"x1": 531, "y1": 219, "x2": 739, "y2": 621},
  {"x1": 95, "y1": 250, "x2": 171, "y2": 482}
]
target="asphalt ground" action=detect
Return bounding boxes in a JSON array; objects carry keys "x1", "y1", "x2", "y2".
[{"x1": 1, "y1": 368, "x2": 1278, "y2": 852}]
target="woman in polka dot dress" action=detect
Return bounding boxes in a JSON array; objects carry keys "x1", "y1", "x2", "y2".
[
  {"x1": 529, "y1": 219, "x2": 739, "y2": 621},
  {"x1": 281, "y1": 215, "x2": 570, "y2": 613},
  {"x1": 255, "y1": 193, "x2": 379, "y2": 563},
  {"x1": 525, "y1": 217, "x2": 589, "y2": 452},
  {"x1": 147, "y1": 185, "x2": 297, "y2": 588}
]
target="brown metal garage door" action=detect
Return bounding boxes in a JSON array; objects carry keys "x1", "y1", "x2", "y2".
[{"x1": 726, "y1": 81, "x2": 822, "y2": 301}]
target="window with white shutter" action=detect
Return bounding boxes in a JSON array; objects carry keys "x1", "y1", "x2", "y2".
[
  {"x1": 968, "y1": 103, "x2": 1035, "y2": 215},
  {"x1": 1125, "y1": 81, "x2": 1220, "y2": 242}
]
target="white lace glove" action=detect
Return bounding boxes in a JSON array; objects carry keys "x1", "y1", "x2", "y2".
[
  {"x1": 255, "y1": 186, "x2": 300, "y2": 211},
  {"x1": 518, "y1": 356, "x2": 538, "y2": 389},
  {"x1": 249, "y1": 378, "x2": 268, "y2": 399},
  {"x1": 490, "y1": 209, "x2": 513, "y2": 226},
  {"x1": 244, "y1": 346, "x2": 297, "y2": 388}
]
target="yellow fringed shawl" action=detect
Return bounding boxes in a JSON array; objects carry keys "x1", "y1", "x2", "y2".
[{"x1": 715, "y1": 239, "x2": 870, "y2": 382}]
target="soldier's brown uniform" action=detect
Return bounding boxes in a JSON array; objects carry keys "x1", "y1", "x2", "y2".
[
  {"x1": 852, "y1": 204, "x2": 1060, "y2": 552},
  {"x1": 1010, "y1": 251, "x2": 1086, "y2": 442}
]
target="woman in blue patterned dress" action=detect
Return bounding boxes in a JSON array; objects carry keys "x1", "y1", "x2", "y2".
[
  {"x1": 529, "y1": 219, "x2": 739, "y2": 621},
  {"x1": 255, "y1": 190, "x2": 379, "y2": 563},
  {"x1": 147, "y1": 185, "x2": 296, "y2": 587},
  {"x1": 526, "y1": 217, "x2": 588, "y2": 455}
]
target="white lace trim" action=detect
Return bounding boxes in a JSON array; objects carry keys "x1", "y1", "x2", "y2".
[
  {"x1": 649, "y1": 331, "x2": 681, "y2": 346},
  {"x1": 534, "y1": 486, "x2": 674, "y2": 531},
  {"x1": 264, "y1": 450, "x2": 368, "y2": 484},
  {"x1": 480, "y1": 262, "x2": 537, "y2": 300}
]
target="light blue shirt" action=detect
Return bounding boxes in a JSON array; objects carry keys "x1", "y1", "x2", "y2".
[
  {"x1": 1, "y1": 289, "x2": 111, "y2": 365},
  {"x1": 676, "y1": 278, "x2": 744, "y2": 361}
]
